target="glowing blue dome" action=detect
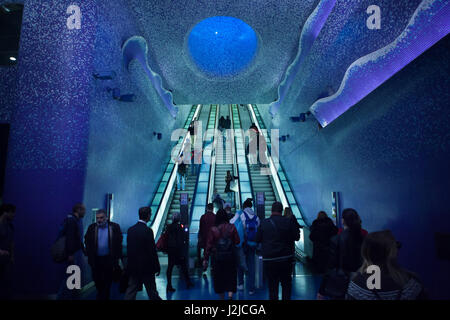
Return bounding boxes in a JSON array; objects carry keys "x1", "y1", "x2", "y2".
[{"x1": 188, "y1": 16, "x2": 258, "y2": 77}]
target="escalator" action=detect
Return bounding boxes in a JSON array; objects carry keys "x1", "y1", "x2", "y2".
[
  {"x1": 163, "y1": 104, "x2": 212, "y2": 229},
  {"x1": 213, "y1": 105, "x2": 234, "y2": 210},
  {"x1": 236, "y1": 105, "x2": 279, "y2": 218}
]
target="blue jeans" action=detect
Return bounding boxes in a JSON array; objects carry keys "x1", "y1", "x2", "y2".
[
  {"x1": 238, "y1": 245, "x2": 256, "y2": 292},
  {"x1": 177, "y1": 173, "x2": 186, "y2": 190},
  {"x1": 236, "y1": 246, "x2": 247, "y2": 286}
]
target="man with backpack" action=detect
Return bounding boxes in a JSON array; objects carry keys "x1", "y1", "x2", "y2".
[
  {"x1": 239, "y1": 198, "x2": 260, "y2": 295},
  {"x1": 255, "y1": 201, "x2": 300, "y2": 300},
  {"x1": 230, "y1": 201, "x2": 248, "y2": 292}
]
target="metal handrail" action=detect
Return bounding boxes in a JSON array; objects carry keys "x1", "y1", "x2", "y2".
[
  {"x1": 151, "y1": 104, "x2": 202, "y2": 237},
  {"x1": 229, "y1": 104, "x2": 241, "y2": 210},
  {"x1": 206, "y1": 105, "x2": 220, "y2": 204}
]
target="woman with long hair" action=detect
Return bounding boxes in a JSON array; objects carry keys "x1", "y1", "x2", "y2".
[
  {"x1": 346, "y1": 230, "x2": 426, "y2": 300},
  {"x1": 317, "y1": 208, "x2": 367, "y2": 299},
  {"x1": 309, "y1": 211, "x2": 338, "y2": 273}
]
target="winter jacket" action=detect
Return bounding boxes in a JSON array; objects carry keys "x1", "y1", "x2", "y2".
[{"x1": 255, "y1": 214, "x2": 300, "y2": 261}]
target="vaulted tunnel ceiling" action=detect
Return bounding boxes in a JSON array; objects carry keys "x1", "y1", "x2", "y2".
[{"x1": 123, "y1": 0, "x2": 448, "y2": 110}]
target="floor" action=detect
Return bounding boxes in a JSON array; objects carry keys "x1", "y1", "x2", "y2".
[{"x1": 82, "y1": 257, "x2": 322, "y2": 300}]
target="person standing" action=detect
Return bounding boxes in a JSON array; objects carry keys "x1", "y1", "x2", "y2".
[
  {"x1": 240, "y1": 198, "x2": 260, "y2": 295},
  {"x1": 0, "y1": 204, "x2": 16, "y2": 300},
  {"x1": 176, "y1": 154, "x2": 187, "y2": 191},
  {"x1": 125, "y1": 207, "x2": 161, "y2": 300},
  {"x1": 255, "y1": 202, "x2": 300, "y2": 300},
  {"x1": 317, "y1": 208, "x2": 368, "y2": 300},
  {"x1": 84, "y1": 209, "x2": 123, "y2": 300},
  {"x1": 197, "y1": 203, "x2": 216, "y2": 275},
  {"x1": 309, "y1": 211, "x2": 337, "y2": 273},
  {"x1": 224, "y1": 171, "x2": 238, "y2": 208},
  {"x1": 203, "y1": 209, "x2": 240, "y2": 300},
  {"x1": 56, "y1": 203, "x2": 86, "y2": 300},
  {"x1": 230, "y1": 200, "x2": 248, "y2": 291},
  {"x1": 346, "y1": 230, "x2": 427, "y2": 300},
  {"x1": 166, "y1": 212, "x2": 193, "y2": 292}
]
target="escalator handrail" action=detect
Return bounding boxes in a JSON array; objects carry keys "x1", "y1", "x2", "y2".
[
  {"x1": 206, "y1": 105, "x2": 220, "y2": 204},
  {"x1": 150, "y1": 104, "x2": 202, "y2": 237},
  {"x1": 235, "y1": 104, "x2": 256, "y2": 212},
  {"x1": 229, "y1": 104, "x2": 241, "y2": 211}
]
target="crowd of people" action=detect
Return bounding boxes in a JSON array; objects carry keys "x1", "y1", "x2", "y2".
[{"x1": 0, "y1": 199, "x2": 427, "y2": 300}]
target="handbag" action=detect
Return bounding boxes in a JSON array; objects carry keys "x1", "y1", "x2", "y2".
[
  {"x1": 321, "y1": 235, "x2": 350, "y2": 299},
  {"x1": 156, "y1": 230, "x2": 169, "y2": 253}
]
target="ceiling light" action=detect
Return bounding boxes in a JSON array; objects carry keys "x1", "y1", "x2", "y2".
[{"x1": 9, "y1": 56, "x2": 16, "y2": 61}]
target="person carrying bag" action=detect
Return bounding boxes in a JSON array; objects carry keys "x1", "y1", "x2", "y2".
[{"x1": 318, "y1": 234, "x2": 350, "y2": 299}]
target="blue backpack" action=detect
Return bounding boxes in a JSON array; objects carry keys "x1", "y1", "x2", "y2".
[{"x1": 243, "y1": 211, "x2": 258, "y2": 245}]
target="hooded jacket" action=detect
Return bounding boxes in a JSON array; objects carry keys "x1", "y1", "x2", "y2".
[{"x1": 240, "y1": 207, "x2": 260, "y2": 246}]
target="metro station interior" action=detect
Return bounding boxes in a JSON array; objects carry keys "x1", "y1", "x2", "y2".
[{"x1": 0, "y1": 0, "x2": 449, "y2": 300}]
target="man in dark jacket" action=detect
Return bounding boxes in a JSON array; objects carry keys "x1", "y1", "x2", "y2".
[
  {"x1": 255, "y1": 201, "x2": 300, "y2": 300},
  {"x1": 84, "y1": 209, "x2": 123, "y2": 300},
  {"x1": 197, "y1": 203, "x2": 216, "y2": 275},
  {"x1": 166, "y1": 212, "x2": 193, "y2": 292},
  {"x1": 125, "y1": 207, "x2": 161, "y2": 300},
  {"x1": 56, "y1": 203, "x2": 86, "y2": 300}
]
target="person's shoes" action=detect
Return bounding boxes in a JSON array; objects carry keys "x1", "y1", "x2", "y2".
[
  {"x1": 237, "y1": 284, "x2": 244, "y2": 290},
  {"x1": 166, "y1": 285, "x2": 176, "y2": 292},
  {"x1": 249, "y1": 290, "x2": 255, "y2": 295}
]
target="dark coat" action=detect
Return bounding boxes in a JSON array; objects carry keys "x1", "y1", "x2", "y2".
[
  {"x1": 63, "y1": 215, "x2": 85, "y2": 257},
  {"x1": 255, "y1": 214, "x2": 300, "y2": 261},
  {"x1": 198, "y1": 211, "x2": 216, "y2": 248},
  {"x1": 84, "y1": 221, "x2": 123, "y2": 267},
  {"x1": 126, "y1": 222, "x2": 160, "y2": 277},
  {"x1": 309, "y1": 217, "x2": 338, "y2": 271},
  {"x1": 224, "y1": 175, "x2": 238, "y2": 193},
  {"x1": 328, "y1": 229, "x2": 365, "y2": 273},
  {"x1": 167, "y1": 222, "x2": 187, "y2": 261}
]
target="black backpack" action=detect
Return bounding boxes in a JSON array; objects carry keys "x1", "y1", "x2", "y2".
[{"x1": 215, "y1": 228, "x2": 234, "y2": 262}]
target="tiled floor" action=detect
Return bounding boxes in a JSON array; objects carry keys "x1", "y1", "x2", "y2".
[{"x1": 83, "y1": 258, "x2": 322, "y2": 300}]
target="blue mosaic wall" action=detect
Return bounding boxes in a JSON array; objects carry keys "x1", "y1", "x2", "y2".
[
  {"x1": 262, "y1": 36, "x2": 450, "y2": 298},
  {"x1": 0, "y1": 66, "x2": 18, "y2": 122},
  {"x1": 2, "y1": 0, "x2": 97, "y2": 295},
  {"x1": 83, "y1": 0, "x2": 191, "y2": 237}
]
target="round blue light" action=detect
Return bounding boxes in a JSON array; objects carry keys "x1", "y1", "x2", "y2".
[{"x1": 188, "y1": 16, "x2": 258, "y2": 77}]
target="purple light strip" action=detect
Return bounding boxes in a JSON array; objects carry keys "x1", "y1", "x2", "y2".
[
  {"x1": 269, "y1": 0, "x2": 337, "y2": 117},
  {"x1": 122, "y1": 36, "x2": 178, "y2": 118},
  {"x1": 310, "y1": 0, "x2": 450, "y2": 127}
]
